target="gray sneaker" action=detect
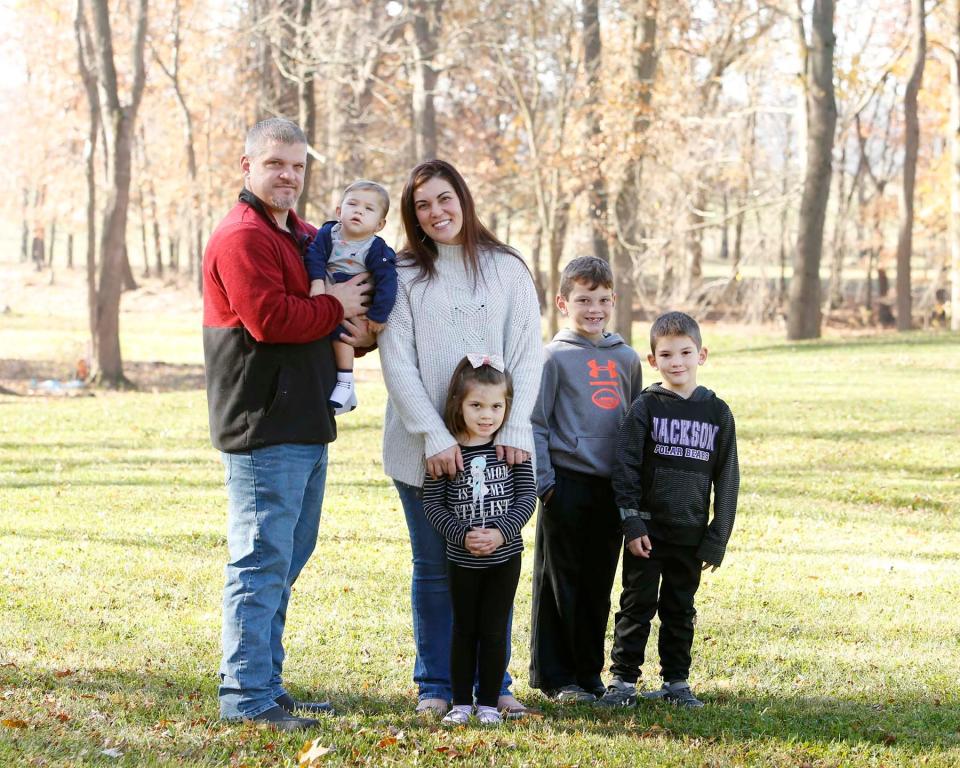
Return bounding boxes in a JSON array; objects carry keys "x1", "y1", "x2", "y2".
[
  {"x1": 642, "y1": 682, "x2": 704, "y2": 708},
  {"x1": 594, "y1": 678, "x2": 637, "y2": 708},
  {"x1": 555, "y1": 684, "x2": 597, "y2": 703}
]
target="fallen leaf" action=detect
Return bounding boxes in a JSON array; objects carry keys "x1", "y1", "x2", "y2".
[
  {"x1": 2, "y1": 718, "x2": 28, "y2": 729},
  {"x1": 298, "y1": 737, "x2": 334, "y2": 765},
  {"x1": 434, "y1": 745, "x2": 461, "y2": 758},
  {"x1": 54, "y1": 712, "x2": 71, "y2": 723},
  {"x1": 377, "y1": 737, "x2": 397, "y2": 748},
  {"x1": 101, "y1": 747, "x2": 123, "y2": 758},
  {"x1": 54, "y1": 669, "x2": 75, "y2": 678},
  {"x1": 882, "y1": 733, "x2": 897, "y2": 745}
]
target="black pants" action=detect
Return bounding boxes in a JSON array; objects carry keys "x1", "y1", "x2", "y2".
[
  {"x1": 529, "y1": 470, "x2": 622, "y2": 692},
  {"x1": 448, "y1": 555, "x2": 521, "y2": 707},
  {"x1": 610, "y1": 538, "x2": 702, "y2": 684}
]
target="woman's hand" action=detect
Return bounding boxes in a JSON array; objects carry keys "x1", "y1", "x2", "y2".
[
  {"x1": 496, "y1": 445, "x2": 530, "y2": 465},
  {"x1": 426, "y1": 445, "x2": 463, "y2": 480}
]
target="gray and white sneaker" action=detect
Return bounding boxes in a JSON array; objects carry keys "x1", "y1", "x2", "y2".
[
  {"x1": 554, "y1": 684, "x2": 597, "y2": 703},
  {"x1": 642, "y1": 681, "x2": 704, "y2": 708},
  {"x1": 594, "y1": 678, "x2": 637, "y2": 708}
]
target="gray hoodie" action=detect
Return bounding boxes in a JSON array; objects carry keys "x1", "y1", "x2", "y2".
[{"x1": 531, "y1": 329, "x2": 643, "y2": 496}]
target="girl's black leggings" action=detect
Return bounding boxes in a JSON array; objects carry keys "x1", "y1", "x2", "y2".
[{"x1": 448, "y1": 554, "x2": 522, "y2": 707}]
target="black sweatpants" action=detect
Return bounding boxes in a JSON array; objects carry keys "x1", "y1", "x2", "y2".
[
  {"x1": 529, "y1": 469, "x2": 622, "y2": 692},
  {"x1": 610, "y1": 538, "x2": 702, "y2": 684},
  {"x1": 448, "y1": 554, "x2": 521, "y2": 708}
]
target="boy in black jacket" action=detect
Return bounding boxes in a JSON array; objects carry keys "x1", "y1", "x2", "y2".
[{"x1": 596, "y1": 312, "x2": 739, "y2": 708}]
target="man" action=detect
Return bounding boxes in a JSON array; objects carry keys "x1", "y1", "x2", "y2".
[{"x1": 203, "y1": 118, "x2": 370, "y2": 730}]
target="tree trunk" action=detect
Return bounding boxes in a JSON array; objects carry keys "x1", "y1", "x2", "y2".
[
  {"x1": 67, "y1": 233, "x2": 74, "y2": 270},
  {"x1": 296, "y1": 0, "x2": 315, "y2": 218},
  {"x1": 896, "y1": 0, "x2": 926, "y2": 331},
  {"x1": 89, "y1": 0, "x2": 148, "y2": 387},
  {"x1": 582, "y1": 0, "x2": 610, "y2": 263},
  {"x1": 828, "y1": 140, "x2": 847, "y2": 309},
  {"x1": 611, "y1": 0, "x2": 658, "y2": 343},
  {"x1": 684, "y1": 191, "x2": 704, "y2": 299},
  {"x1": 546, "y1": 200, "x2": 571, "y2": 337},
  {"x1": 952, "y1": 0, "x2": 960, "y2": 330},
  {"x1": 787, "y1": 0, "x2": 837, "y2": 340},
  {"x1": 138, "y1": 187, "x2": 150, "y2": 277},
  {"x1": 48, "y1": 218, "x2": 57, "y2": 267},
  {"x1": 20, "y1": 188, "x2": 29, "y2": 263},
  {"x1": 410, "y1": 0, "x2": 441, "y2": 162}
]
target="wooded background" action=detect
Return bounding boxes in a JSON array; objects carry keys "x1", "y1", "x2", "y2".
[{"x1": 1, "y1": 0, "x2": 957, "y2": 385}]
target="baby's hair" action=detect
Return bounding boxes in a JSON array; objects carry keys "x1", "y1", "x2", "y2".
[
  {"x1": 650, "y1": 311, "x2": 703, "y2": 353},
  {"x1": 559, "y1": 256, "x2": 614, "y2": 297},
  {"x1": 342, "y1": 179, "x2": 390, "y2": 217},
  {"x1": 443, "y1": 357, "x2": 513, "y2": 438}
]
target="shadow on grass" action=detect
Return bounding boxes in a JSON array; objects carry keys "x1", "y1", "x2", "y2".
[{"x1": 3, "y1": 662, "x2": 957, "y2": 757}]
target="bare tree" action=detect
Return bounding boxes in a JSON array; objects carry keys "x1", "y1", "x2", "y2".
[
  {"x1": 952, "y1": 0, "x2": 960, "y2": 331},
  {"x1": 153, "y1": 0, "x2": 203, "y2": 293},
  {"x1": 895, "y1": 0, "x2": 925, "y2": 331},
  {"x1": 582, "y1": 0, "x2": 610, "y2": 263},
  {"x1": 611, "y1": 0, "x2": 659, "y2": 343},
  {"x1": 788, "y1": 0, "x2": 837, "y2": 340},
  {"x1": 74, "y1": 0, "x2": 100, "y2": 368},
  {"x1": 85, "y1": 0, "x2": 148, "y2": 386},
  {"x1": 409, "y1": 0, "x2": 443, "y2": 162}
]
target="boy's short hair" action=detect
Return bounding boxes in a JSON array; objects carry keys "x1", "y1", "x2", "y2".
[
  {"x1": 650, "y1": 311, "x2": 702, "y2": 352},
  {"x1": 343, "y1": 179, "x2": 390, "y2": 217},
  {"x1": 559, "y1": 256, "x2": 614, "y2": 297}
]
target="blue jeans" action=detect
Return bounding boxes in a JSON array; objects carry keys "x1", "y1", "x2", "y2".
[
  {"x1": 218, "y1": 443, "x2": 328, "y2": 719},
  {"x1": 394, "y1": 480, "x2": 513, "y2": 702}
]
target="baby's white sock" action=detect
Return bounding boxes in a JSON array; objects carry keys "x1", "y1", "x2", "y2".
[{"x1": 330, "y1": 370, "x2": 356, "y2": 413}]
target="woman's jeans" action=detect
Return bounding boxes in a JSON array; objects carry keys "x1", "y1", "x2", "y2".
[
  {"x1": 218, "y1": 444, "x2": 328, "y2": 719},
  {"x1": 394, "y1": 480, "x2": 513, "y2": 702}
]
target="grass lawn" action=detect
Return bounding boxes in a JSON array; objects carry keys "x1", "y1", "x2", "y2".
[{"x1": 1, "y1": 286, "x2": 959, "y2": 766}]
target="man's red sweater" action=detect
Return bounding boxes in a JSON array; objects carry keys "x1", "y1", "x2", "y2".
[{"x1": 203, "y1": 191, "x2": 344, "y2": 451}]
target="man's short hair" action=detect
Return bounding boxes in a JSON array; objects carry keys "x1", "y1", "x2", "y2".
[
  {"x1": 343, "y1": 179, "x2": 390, "y2": 217},
  {"x1": 650, "y1": 311, "x2": 702, "y2": 352},
  {"x1": 559, "y1": 256, "x2": 614, "y2": 297},
  {"x1": 244, "y1": 118, "x2": 307, "y2": 158}
]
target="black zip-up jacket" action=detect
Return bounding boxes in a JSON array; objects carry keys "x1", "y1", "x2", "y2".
[{"x1": 612, "y1": 384, "x2": 739, "y2": 566}]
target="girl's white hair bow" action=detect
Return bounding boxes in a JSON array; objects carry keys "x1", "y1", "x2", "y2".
[{"x1": 465, "y1": 353, "x2": 505, "y2": 372}]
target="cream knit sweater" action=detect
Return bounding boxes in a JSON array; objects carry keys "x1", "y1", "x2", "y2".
[{"x1": 379, "y1": 243, "x2": 543, "y2": 487}]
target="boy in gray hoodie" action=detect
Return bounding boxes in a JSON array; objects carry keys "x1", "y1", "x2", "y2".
[{"x1": 528, "y1": 257, "x2": 643, "y2": 702}]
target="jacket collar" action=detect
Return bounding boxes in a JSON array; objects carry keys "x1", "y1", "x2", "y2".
[{"x1": 238, "y1": 188, "x2": 311, "y2": 252}]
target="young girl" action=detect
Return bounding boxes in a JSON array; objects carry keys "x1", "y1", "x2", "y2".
[{"x1": 422, "y1": 355, "x2": 538, "y2": 726}]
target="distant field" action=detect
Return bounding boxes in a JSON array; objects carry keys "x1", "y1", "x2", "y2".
[{"x1": 1, "y1": 266, "x2": 959, "y2": 766}]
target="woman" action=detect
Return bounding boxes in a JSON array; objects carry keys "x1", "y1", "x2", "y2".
[{"x1": 379, "y1": 160, "x2": 542, "y2": 717}]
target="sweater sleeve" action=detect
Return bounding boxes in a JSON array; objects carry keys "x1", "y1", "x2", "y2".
[
  {"x1": 531, "y1": 351, "x2": 557, "y2": 497},
  {"x1": 611, "y1": 396, "x2": 651, "y2": 542},
  {"x1": 422, "y1": 473, "x2": 470, "y2": 546},
  {"x1": 364, "y1": 241, "x2": 399, "y2": 324},
  {"x1": 211, "y1": 225, "x2": 343, "y2": 343},
  {"x1": 697, "y1": 402, "x2": 739, "y2": 567},
  {"x1": 495, "y1": 259, "x2": 543, "y2": 454},
  {"x1": 488, "y1": 459, "x2": 537, "y2": 543},
  {"x1": 302, "y1": 230, "x2": 329, "y2": 282},
  {"x1": 378, "y1": 276, "x2": 458, "y2": 458}
]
